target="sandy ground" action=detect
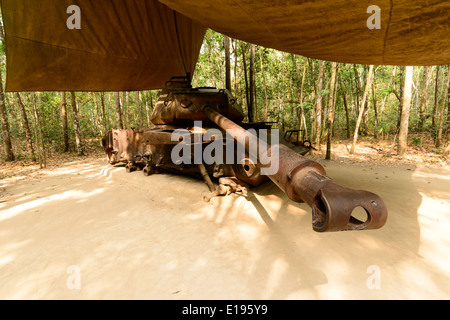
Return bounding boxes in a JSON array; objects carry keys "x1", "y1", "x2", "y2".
[{"x1": 0, "y1": 154, "x2": 449, "y2": 300}]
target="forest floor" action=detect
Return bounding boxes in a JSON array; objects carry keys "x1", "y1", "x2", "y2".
[
  {"x1": 310, "y1": 135, "x2": 449, "y2": 168},
  {"x1": 0, "y1": 137, "x2": 449, "y2": 299},
  {"x1": 1, "y1": 135, "x2": 448, "y2": 183}
]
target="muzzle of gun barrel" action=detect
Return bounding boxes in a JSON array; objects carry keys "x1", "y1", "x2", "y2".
[{"x1": 265, "y1": 144, "x2": 388, "y2": 232}]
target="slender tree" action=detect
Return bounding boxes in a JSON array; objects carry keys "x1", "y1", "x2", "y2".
[
  {"x1": 353, "y1": 65, "x2": 362, "y2": 119},
  {"x1": 16, "y1": 92, "x2": 36, "y2": 161},
  {"x1": 249, "y1": 44, "x2": 256, "y2": 122},
  {"x1": 136, "y1": 91, "x2": 143, "y2": 129},
  {"x1": 0, "y1": 71, "x2": 14, "y2": 161},
  {"x1": 292, "y1": 55, "x2": 308, "y2": 137},
  {"x1": 395, "y1": 67, "x2": 405, "y2": 131},
  {"x1": 146, "y1": 91, "x2": 153, "y2": 128},
  {"x1": 326, "y1": 62, "x2": 338, "y2": 160},
  {"x1": 122, "y1": 92, "x2": 129, "y2": 128},
  {"x1": 70, "y1": 92, "x2": 84, "y2": 156},
  {"x1": 398, "y1": 66, "x2": 414, "y2": 156},
  {"x1": 32, "y1": 93, "x2": 46, "y2": 168},
  {"x1": 418, "y1": 66, "x2": 430, "y2": 129},
  {"x1": 101, "y1": 92, "x2": 108, "y2": 132},
  {"x1": 350, "y1": 65, "x2": 374, "y2": 154},
  {"x1": 260, "y1": 49, "x2": 269, "y2": 122},
  {"x1": 362, "y1": 66, "x2": 369, "y2": 136},
  {"x1": 93, "y1": 92, "x2": 104, "y2": 137},
  {"x1": 372, "y1": 69, "x2": 379, "y2": 139},
  {"x1": 94, "y1": 92, "x2": 108, "y2": 134},
  {"x1": 436, "y1": 66, "x2": 450, "y2": 148},
  {"x1": 315, "y1": 60, "x2": 325, "y2": 150},
  {"x1": 432, "y1": 66, "x2": 440, "y2": 127},
  {"x1": 224, "y1": 35, "x2": 232, "y2": 92},
  {"x1": 114, "y1": 92, "x2": 124, "y2": 129},
  {"x1": 61, "y1": 92, "x2": 70, "y2": 152},
  {"x1": 339, "y1": 78, "x2": 351, "y2": 139},
  {"x1": 447, "y1": 67, "x2": 450, "y2": 129},
  {"x1": 241, "y1": 42, "x2": 252, "y2": 121}
]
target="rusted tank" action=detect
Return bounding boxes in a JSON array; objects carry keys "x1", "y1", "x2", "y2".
[{"x1": 103, "y1": 76, "x2": 387, "y2": 232}]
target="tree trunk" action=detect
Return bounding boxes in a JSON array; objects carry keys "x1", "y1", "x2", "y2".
[
  {"x1": 340, "y1": 78, "x2": 351, "y2": 139},
  {"x1": 436, "y1": 66, "x2": 450, "y2": 148},
  {"x1": 136, "y1": 91, "x2": 143, "y2": 129},
  {"x1": 326, "y1": 62, "x2": 338, "y2": 160},
  {"x1": 260, "y1": 49, "x2": 269, "y2": 122},
  {"x1": 100, "y1": 92, "x2": 108, "y2": 132},
  {"x1": 93, "y1": 92, "x2": 103, "y2": 137},
  {"x1": 249, "y1": 44, "x2": 256, "y2": 122},
  {"x1": 447, "y1": 67, "x2": 450, "y2": 136},
  {"x1": 448, "y1": 67, "x2": 450, "y2": 125},
  {"x1": 396, "y1": 67, "x2": 405, "y2": 131},
  {"x1": 350, "y1": 65, "x2": 374, "y2": 154},
  {"x1": 32, "y1": 93, "x2": 46, "y2": 168},
  {"x1": 0, "y1": 71, "x2": 14, "y2": 161},
  {"x1": 233, "y1": 40, "x2": 238, "y2": 95},
  {"x1": 418, "y1": 66, "x2": 430, "y2": 129},
  {"x1": 122, "y1": 92, "x2": 128, "y2": 128},
  {"x1": 16, "y1": 92, "x2": 36, "y2": 161},
  {"x1": 224, "y1": 35, "x2": 232, "y2": 92},
  {"x1": 146, "y1": 91, "x2": 153, "y2": 128},
  {"x1": 114, "y1": 92, "x2": 124, "y2": 129},
  {"x1": 372, "y1": 72, "x2": 379, "y2": 139},
  {"x1": 362, "y1": 66, "x2": 369, "y2": 136},
  {"x1": 353, "y1": 65, "x2": 361, "y2": 120},
  {"x1": 299, "y1": 62, "x2": 308, "y2": 137},
  {"x1": 315, "y1": 60, "x2": 325, "y2": 150},
  {"x1": 432, "y1": 66, "x2": 440, "y2": 127},
  {"x1": 398, "y1": 66, "x2": 414, "y2": 156},
  {"x1": 293, "y1": 56, "x2": 308, "y2": 137},
  {"x1": 61, "y1": 92, "x2": 70, "y2": 152},
  {"x1": 241, "y1": 42, "x2": 252, "y2": 122},
  {"x1": 70, "y1": 92, "x2": 84, "y2": 156}
]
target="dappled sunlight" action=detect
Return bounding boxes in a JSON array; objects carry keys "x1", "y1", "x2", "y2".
[
  {"x1": 384, "y1": 261, "x2": 449, "y2": 299},
  {"x1": 416, "y1": 196, "x2": 450, "y2": 276},
  {"x1": 262, "y1": 257, "x2": 289, "y2": 299},
  {"x1": 413, "y1": 170, "x2": 450, "y2": 181},
  {"x1": 0, "y1": 254, "x2": 15, "y2": 268},
  {"x1": 0, "y1": 156, "x2": 449, "y2": 299},
  {"x1": 234, "y1": 224, "x2": 262, "y2": 242},
  {"x1": 0, "y1": 188, "x2": 105, "y2": 222}
]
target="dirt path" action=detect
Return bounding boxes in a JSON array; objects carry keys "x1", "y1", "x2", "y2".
[{"x1": 0, "y1": 154, "x2": 449, "y2": 299}]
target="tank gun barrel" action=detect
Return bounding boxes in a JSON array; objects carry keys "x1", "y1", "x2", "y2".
[{"x1": 202, "y1": 106, "x2": 388, "y2": 232}]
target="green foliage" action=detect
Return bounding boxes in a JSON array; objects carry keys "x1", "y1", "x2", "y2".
[
  {"x1": 0, "y1": 29, "x2": 448, "y2": 161},
  {"x1": 411, "y1": 137, "x2": 421, "y2": 146}
]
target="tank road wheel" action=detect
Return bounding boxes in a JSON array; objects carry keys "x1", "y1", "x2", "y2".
[
  {"x1": 125, "y1": 163, "x2": 138, "y2": 173},
  {"x1": 143, "y1": 164, "x2": 156, "y2": 176},
  {"x1": 143, "y1": 165, "x2": 151, "y2": 176}
]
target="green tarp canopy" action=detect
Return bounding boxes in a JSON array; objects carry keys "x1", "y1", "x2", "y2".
[{"x1": 1, "y1": 0, "x2": 449, "y2": 92}]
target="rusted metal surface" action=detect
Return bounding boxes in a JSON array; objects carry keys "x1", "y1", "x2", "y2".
[
  {"x1": 151, "y1": 87, "x2": 244, "y2": 125},
  {"x1": 103, "y1": 125, "x2": 268, "y2": 189},
  {"x1": 265, "y1": 144, "x2": 387, "y2": 231},
  {"x1": 198, "y1": 162, "x2": 216, "y2": 193},
  {"x1": 202, "y1": 105, "x2": 388, "y2": 232},
  {"x1": 103, "y1": 81, "x2": 387, "y2": 232}
]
